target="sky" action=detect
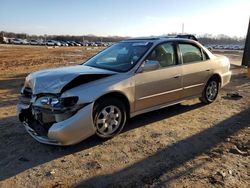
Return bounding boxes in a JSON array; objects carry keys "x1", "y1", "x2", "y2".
[{"x1": 0, "y1": 0, "x2": 249, "y2": 37}]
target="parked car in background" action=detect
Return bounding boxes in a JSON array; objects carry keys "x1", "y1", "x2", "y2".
[
  {"x1": 22, "y1": 39, "x2": 29, "y2": 45},
  {"x1": 46, "y1": 40, "x2": 61, "y2": 46},
  {"x1": 10, "y1": 38, "x2": 29, "y2": 45},
  {"x1": 10, "y1": 38, "x2": 23, "y2": 44},
  {"x1": 30, "y1": 40, "x2": 40, "y2": 45},
  {"x1": 17, "y1": 37, "x2": 231, "y2": 145},
  {"x1": 38, "y1": 40, "x2": 45, "y2": 45},
  {"x1": 74, "y1": 41, "x2": 82, "y2": 46},
  {"x1": 95, "y1": 41, "x2": 104, "y2": 46},
  {"x1": 205, "y1": 45, "x2": 213, "y2": 51},
  {"x1": 59, "y1": 41, "x2": 69, "y2": 46},
  {"x1": 79, "y1": 42, "x2": 89, "y2": 46},
  {"x1": 89, "y1": 42, "x2": 98, "y2": 47},
  {"x1": 66, "y1": 41, "x2": 76, "y2": 46}
]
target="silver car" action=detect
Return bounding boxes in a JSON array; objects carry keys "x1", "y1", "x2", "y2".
[
  {"x1": 46, "y1": 40, "x2": 61, "y2": 46},
  {"x1": 17, "y1": 37, "x2": 231, "y2": 145}
]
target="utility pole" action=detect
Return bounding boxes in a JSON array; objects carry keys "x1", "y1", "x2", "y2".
[
  {"x1": 44, "y1": 34, "x2": 47, "y2": 46},
  {"x1": 242, "y1": 17, "x2": 250, "y2": 77}
]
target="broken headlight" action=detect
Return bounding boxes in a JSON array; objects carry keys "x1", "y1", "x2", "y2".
[
  {"x1": 38, "y1": 96, "x2": 79, "y2": 108},
  {"x1": 41, "y1": 97, "x2": 59, "y2": 106}
]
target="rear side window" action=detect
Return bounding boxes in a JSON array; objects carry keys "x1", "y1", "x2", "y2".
[{"x1": 179, "y1": 44, "x2": 203, "y2": 64}]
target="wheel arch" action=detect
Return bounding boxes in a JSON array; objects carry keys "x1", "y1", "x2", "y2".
[
  {"x1": 207, "y1": 73, "x2": 222, "y2": 86},
  {"x1": 200, "y1": 73, "x2": 221, "y2": 104},
  {"x1": 94, "y1": 91, "x2": 131, "y2": 118}
]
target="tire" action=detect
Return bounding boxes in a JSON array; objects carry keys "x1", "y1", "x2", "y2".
[
  {"x1": 200, "y1": 78, "x2": 219, "y2": 104},
  {"x1": 93, "y1": 97, "x2": 127, "y2": 138}
]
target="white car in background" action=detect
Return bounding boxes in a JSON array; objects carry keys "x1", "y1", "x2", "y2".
[
  {"x1": 11, "y1": 38, "x2": 22, "y2": 44},
  {"x1": 30, "y1": 40, "x2": 40, "y2": 45}
]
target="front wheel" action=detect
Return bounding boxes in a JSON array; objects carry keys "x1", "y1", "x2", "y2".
[
  {"x1": 200, "y1": 79, "x2": 219, "y2": 104},
  {"x1": 93, "y1": 98, "x2": 127, "y2": 138}
]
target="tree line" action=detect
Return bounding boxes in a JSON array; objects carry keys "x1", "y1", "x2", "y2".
[
  {"x1": 0, "y1": 31, "x2": 246, "y2": 45},
  {"x1": 0, "y1": 31, "x2": 126, "y2": 43}
]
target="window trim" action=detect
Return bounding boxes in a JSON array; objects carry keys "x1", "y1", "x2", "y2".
[
  {"x1": 201, "y1": 49, "x2": 210, "y2": 61},
  {"x1": 177, "y1": 42, "x2": 205, "y2": 65}
]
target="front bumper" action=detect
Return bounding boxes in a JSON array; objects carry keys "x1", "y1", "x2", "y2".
[
  {"x1": 17, "y1": 103, "x2": 96, "y2": 146},
  {"x1": 221, "y1": 71, "x2": 232, "y2": 88}
]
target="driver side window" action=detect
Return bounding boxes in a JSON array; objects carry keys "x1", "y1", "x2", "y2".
[{"x1": 145, "y1": 43, "x2": 177, "y2": 68}]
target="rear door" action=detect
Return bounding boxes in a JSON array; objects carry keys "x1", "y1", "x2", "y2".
[{"x1": 178, "y1": 42, "x2": 212, "y2": 98}]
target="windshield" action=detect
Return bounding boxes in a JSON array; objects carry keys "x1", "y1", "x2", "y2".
[{"x1": 84, "y1": 41, "x2": 152, "y2": 72}]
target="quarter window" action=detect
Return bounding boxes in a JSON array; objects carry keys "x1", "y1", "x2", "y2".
[
  {"x1": 179, "y1": 44, "x2": 203, "y2": 64},
  {"x1": 146, "y1": 43, "x2": 176, "y2": 68}
]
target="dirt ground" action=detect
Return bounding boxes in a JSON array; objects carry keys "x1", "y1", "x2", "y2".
[{"x1": 0, "y1": 45, "x2": 249, "y2": 188}]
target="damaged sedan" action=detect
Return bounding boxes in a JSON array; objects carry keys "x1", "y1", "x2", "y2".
[{"x1": 17, "y1": 37, "x2": 231, "y2": 145}]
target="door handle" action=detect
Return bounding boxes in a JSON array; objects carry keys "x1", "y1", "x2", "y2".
[
  {"x1": 206, "y1": 69, "x2": 210, "y2": 72},
  {"x1": 174, "y1": 74, "x2": 181, "y2": 78}
]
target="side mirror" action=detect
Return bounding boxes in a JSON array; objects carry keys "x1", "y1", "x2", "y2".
[{"x1": 138, "y1": 60, "x2": 160, "y2": 73}]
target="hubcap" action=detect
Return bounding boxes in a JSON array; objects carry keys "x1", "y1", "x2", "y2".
[
  {"x1": 206, "y1": 81, "x2": 218, "y2": 101},
  {"x1": 96, "y1": 105, "x2": 122, "y2": 135}
]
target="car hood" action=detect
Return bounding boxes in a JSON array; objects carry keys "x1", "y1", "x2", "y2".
[{"x1": 25, "y1": 65, "x2": 116, "y2": 94}]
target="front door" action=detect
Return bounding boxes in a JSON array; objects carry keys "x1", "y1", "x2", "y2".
[{"x1": 134, "y1": 42, "x2": 182, "y2": 112}]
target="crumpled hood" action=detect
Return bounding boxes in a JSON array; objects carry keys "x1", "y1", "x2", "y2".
[{"x1": 25, "y1": 65, "x2": 116, "y2": 94}]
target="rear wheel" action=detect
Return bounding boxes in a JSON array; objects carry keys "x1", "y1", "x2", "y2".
[
  {"x1": 93, "y1": 98, "x2": 127, "y2": 138},
  {"x1": 200, "y1": 78, "x2": 219, "y2": 104}
]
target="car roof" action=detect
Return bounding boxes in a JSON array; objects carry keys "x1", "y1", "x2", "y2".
[{"x1": 122, "y1": 37, "x2": 198, "y2": 44}]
